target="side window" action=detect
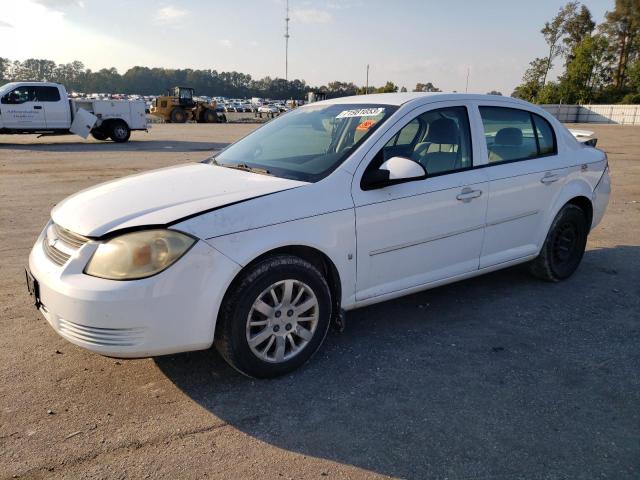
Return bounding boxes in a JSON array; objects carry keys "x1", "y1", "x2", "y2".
[
  {"x1": 479, "y1": 107, "x2": 556, "y2": 163},
  {"x1": 374, "y1": 106, "x2": 473, "y2": 176},
  {"x1": 385, "y1": 118, "x2": 420, "y2": 147},
  {"x1": 410, "y1": 106, "x2": 472, "y2": 175},
  {"x1": 1, "y1": 86, "x2": 36, "y2": 105},
  {"x1": 532, "y1": 114, "x2": 556, "y2": 155},
  {"x1": 35, "y1": 86, "x2": 61, "y2": 102}
]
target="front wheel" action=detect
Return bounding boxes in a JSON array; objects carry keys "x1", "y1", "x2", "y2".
[
  {"x1": 203, "y1": 109, "x2": 217, "y2": 123},
  {"x1": 109, "y1": 121, "x2": 131, "y2": 143},
  {"x1": 529, "y1": 204, "x2": 588, "y2": 282},
  {"x1": 215, "y1": 255, "x2": 332, "y2": 378}
]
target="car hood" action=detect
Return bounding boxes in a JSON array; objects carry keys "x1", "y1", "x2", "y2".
[{"x1": 51, "y1": 163, "x2": 307, "y2": 237}]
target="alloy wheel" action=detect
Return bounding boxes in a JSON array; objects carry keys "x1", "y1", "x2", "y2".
[{"x1": 245, "y1": 279, "x2": 319, "y2": 363}]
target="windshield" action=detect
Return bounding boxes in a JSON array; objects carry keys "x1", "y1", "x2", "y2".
[
  {"x1": 0, "y1": 82, "x2": 18, "y2": 97},
  {"x1": 206, "y1": 103, "x2": 397, "y2": 182}
]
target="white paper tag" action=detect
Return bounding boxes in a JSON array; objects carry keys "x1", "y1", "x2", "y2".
[{"x1": 336, "y1": 107, "x2": 385, "y2": 119}]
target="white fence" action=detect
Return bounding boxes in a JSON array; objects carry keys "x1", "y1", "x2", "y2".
[{"x1": 540, "y1": 104, "x2": 640, "y2": 125}]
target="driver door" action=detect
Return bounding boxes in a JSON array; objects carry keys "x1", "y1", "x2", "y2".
[
  {"x1": 352, "y1": 102, "x2": 489, "y2": 301},
  {"x1": 1, "y1": 85, "x2": 46, "y2": 129}
]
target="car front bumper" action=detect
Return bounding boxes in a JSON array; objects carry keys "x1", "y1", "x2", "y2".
[{"x1": 28, "y1": 226, "x2": 241, "y2": 358}]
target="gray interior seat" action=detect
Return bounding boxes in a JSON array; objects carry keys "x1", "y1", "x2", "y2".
[
  {"x1": 412, "y1": 118, "x2": 459, "y2": 174},
  {"x1": 489, "y1": 127, "x2": 525, "y2": 162}
]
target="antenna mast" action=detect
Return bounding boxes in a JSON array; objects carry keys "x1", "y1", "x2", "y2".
[{"x1": 285, "y1": 0, "x2": 290, "y2": 81}]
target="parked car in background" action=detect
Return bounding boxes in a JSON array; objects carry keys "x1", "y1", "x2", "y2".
[
  {"x1": 27, "y1": 93, "x2": 609, "y2": 378},
  {"x1": 257, "y1": 104, "x2": 279, "y2": 116}
]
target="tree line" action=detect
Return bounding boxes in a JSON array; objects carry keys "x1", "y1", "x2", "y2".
[
  {"x1": 513, "y1": 0, "x2": 640, "y2": 104},
  {"x1": 0, "y1": 58, "x2": 434, "y2": 100}
]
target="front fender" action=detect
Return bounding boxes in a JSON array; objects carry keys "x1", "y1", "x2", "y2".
[{"x1": 203, "y1": 209, "x2": 357, "y2": 309}]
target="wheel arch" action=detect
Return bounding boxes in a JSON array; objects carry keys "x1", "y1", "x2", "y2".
[
  {"x1": 214, "y1": 244, "x2": 342, "y2": 339},
  {"x1": 98, "y1": 118, "x2": 131, "y2": 130},
  {"x1": 535, "y1": 178, "x2": 595, "y2": 252},
  {"x1": 565, "y1": 195, "x2": 593, "y2": 229}
]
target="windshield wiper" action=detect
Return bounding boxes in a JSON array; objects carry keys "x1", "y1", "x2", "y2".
[
  {"x1": 222, "y1": 162, "x2": 271, "y2": 175},
  {"x1": 207, "y1": 158, "x2": 271, "y2": 175}
]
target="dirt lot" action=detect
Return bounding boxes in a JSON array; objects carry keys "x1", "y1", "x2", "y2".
[{"x1": 0, "y1": 124, "x2": 638, "y2": 479}]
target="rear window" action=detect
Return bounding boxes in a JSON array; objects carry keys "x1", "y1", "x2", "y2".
[
  {"x1": 479, "y1": 107, "x2": 557, "y2": 163},
  {"x1": 532, "y1": 114, "x2": 555, "y2": 155},
  {"x1": 35, "y1": 86, "x2": 61, "y2": 102}
]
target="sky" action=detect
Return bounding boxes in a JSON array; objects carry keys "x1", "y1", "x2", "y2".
[{"x1": 0, "y1": 0, "x2": 612, "y2": 94}]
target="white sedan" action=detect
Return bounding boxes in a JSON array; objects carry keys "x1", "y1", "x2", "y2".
[
  {"x1": 257, "y1": 104, "x2": 280, "y2": 116},
  {"x1": 27, "y1": 93, "x2": 610, "y2": 378}
]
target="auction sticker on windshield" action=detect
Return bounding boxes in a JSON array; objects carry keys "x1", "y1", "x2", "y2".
[{"x1": 336, "y1": 107, "x2": 385, "y2": 118}]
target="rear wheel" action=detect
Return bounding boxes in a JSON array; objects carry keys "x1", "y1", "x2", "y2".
[
  {"x1": 109, "y1": 121, "x2": 131, "y2": 143},
  {"x1": 170, "y1": 108, "x2": 187, "y2": 123},
  {"x1": 529, "y1": 204, "x2": 588, "y2": 282},
  {"x1": 215, "y1": 255, "x2": 332, "y2": 378}
]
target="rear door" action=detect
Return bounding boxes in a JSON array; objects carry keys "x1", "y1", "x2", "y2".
[
  {"x1": 36, "y1": 86, "x2": 70, "y2": 129},
  {"x1": 0, "y1": 85, "x2": 46, "y2": 129},
  {"x1": 473, "y1": 104, "x2": 572, "y2": 267}
]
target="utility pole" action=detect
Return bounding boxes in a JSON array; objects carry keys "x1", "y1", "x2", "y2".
[
  {"x1": 366, "y1": 64, "x2": 369, "y2": 94},
  {"x1": 284, "y1": 0, "x2": 290, "y2": 81},
  {"x1": 465, "y1": 66, "x2": 470, "y2": 93}
]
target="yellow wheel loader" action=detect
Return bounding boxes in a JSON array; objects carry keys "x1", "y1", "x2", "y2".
[{"x1": 150, "y1": 86, "x2": 226, "y2": 124}]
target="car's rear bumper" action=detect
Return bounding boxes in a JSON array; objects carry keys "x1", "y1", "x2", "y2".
[{"x1": 28, "y1": 226, "x2": 240, "y2": 358}]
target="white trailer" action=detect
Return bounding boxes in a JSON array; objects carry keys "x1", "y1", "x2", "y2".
[{"x1": 0, "y1": 82, "x2": 148, "y2": 142}]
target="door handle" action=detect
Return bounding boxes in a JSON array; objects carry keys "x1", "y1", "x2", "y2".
[
  {"x1": 456, "y1": 187, "x2": 482, "y2": 202},
  {"x1": 540, "y1": 172, "x2": 560, "y2": 184},
  {"x1": 33, "y1": 106, "x2": 42, "y2": 110}
]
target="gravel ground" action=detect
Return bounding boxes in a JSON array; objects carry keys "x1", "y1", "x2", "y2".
[{"x1": 0, "y1": 123, "x2": 638, "y2": 479}]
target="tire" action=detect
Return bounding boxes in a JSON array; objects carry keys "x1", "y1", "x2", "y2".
[
  {"x1": 529, "y1": 204, "x2": 588, "y2": 282},
  {"x1": 170, "y1": 108, "x2": 187, "y2": 123},
  {"x1": 215, "y1": 255, "x2": 332, "y2": 378},
  {"x1": 91, "y1": 129, "x2": 109, "y2": 141},
  {"x1": 218, "y1": 113, "x2": 227, "y2": 123},
  {"x1": 108, "y1": 121, "x2": 131, "y2": 143},
  {"x1": 203, "y1": 109, "x2": 217, "y2": 123}
]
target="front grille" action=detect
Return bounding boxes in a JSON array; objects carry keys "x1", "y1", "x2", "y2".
[
  {"x1": 58, "y1": 318, "x2": 145, "y2": 347},
  {"x1": 42, "y1": 222, "x2": 89, "y2": 266},
  {"x1": 43, "y1": 239, "x2": 70, "y2": 266},
  {"x1": 52, "y1": 223, "x2": 87, "y2": 248}
]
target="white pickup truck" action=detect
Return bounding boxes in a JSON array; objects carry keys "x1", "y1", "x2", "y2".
[{"x1": 0, "y1": 82, "x2": 147, "y2": 142}]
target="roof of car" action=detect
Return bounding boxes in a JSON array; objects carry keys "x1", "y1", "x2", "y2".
[{"x1": 313, "y1": 92, "x2": 530, "y2": 107}]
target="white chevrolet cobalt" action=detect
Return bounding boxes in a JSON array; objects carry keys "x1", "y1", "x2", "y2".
[{"x1": 27, "y1": 93, "x2": 611, "y2": 378}]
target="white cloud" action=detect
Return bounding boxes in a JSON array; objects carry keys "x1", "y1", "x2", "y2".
[
  {"x1": 33, "y1": 0, "x2": 84, "y2": 9},
  {"x1": 0, "y1": 0, "x2": 164, "y2": 73},
  {"x1": 219, "y1": 39, "x2": 232, "y2": 48},
  {"x1": 154, "y1": 6, "x2": 189, "y2": 25},
  {"x1": 291, "y1": 8, "x2": 332, "y2": 24},
  {"x1": 0, "y1": 20, "x2": 13, "y2": 28},
  {"x1": 326, "y1": 0, "x2": 363, "y2": 9}
]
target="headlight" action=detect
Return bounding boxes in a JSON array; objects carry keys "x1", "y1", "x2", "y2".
[{"x1": 85, "y1": 230, "x2": 196, "y2": 280}]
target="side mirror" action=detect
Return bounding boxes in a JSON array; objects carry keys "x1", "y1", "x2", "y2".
[{"x1": 361, "y1": 156, "x2": 427, "y2": 190}]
